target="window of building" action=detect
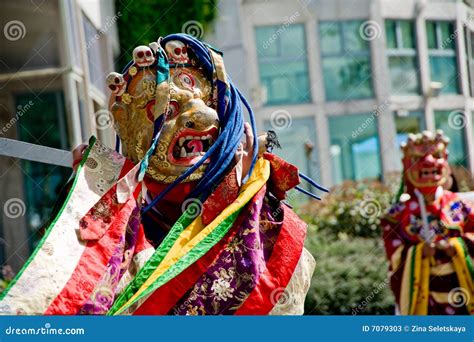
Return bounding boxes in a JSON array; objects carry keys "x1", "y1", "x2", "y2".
[
  {"x1": 64, "y1": 0, "x2": 81, "y2": 68},
  {"x1": 328, "y1": 113, "x2": 381, "y2": 184},
  {"x1": 394, "y1": 111, "x2": 425, "y2": 169},
  {"x1": 465, "y1": 29, "x2": 474, "y2": 96},
  {"x1": 385, "y1": 20, "x2": 420, "y2": 94},
  {"x1": 426, "y1": 21, "x2": 459, "y2": 94},
  {"x1": 255, "y1": 24, "x2": 311, "y2": 105},
  {"x1": 319, "y1": 21, "x2": 373, "y2": 101},
  {"x1": 15, "y1": 91, "x2": 70, "y2": 250},
  {"x1": 434, "y1": 110, "x2": 467, "y2": 167},
  {"x1": 472, "y1": 111, "x2": 474, "y2": 147},
  {"x1": 82, "y1": 13, "x2": 106, "y2": 92}
]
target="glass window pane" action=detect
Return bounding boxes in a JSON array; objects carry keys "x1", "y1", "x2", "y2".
[
  {"x1": 439, "y1": 22, "x2": 455, "y2": 50},
  {"x1": 469, "y1": 31, "x2": 474, "y2": 97},
  {"x1": 320, "y1": 21, "x2": 373, "y2": 101},
  {"x1": 385, "y1": 20, "x2": 397, "y2": 49},
  {"x1": 323, "y1": 56, "x2": 372, "y2": 101},
  {"x1": 472, "y1": 112, "x2": 474, "y2": 147},
  {"x1": 15, "y1": 92, "x2": 70, "y2": 249},
  {"x1": 400, "y1": 20, "x2": 415, "y2": 49},
  {"x1": 259, "y1": 60, "x2": 310, "y2": 104},
  {"x1": 388, "y1": 56, "x2": 420, "y2": 94},
  {"x1": 83, "y1": 13, "x2": 106, "y2": 91},
  {"x1": 435, "y1": 110, "x2": 467, "y2": 167},
  {"x1": 319, "y1": 22, "x2": 341, "y2": 55},
  {"x1": 429, "y1": 56, "x2": 459, "y2": 94},
  {"x1": 280, "y1": 24, "x2": 306, "y2": 57},
  {"x1": 255, "y1": 26, "x2": 279, "y2": 57},
  {"x1": 344, "y1": 21, "x2": 368, "y2": 52},
  {"x1": 328, "y1": 113, "x2": 382, "y2": 183},
  {"x1": 17, "y1": 92, "x2": 68, "y2": 149},
  {"x1": 64, "y1": 0, "x2": 81, "y2": 68},
  {"x1": 255, "y1": 24, "x2": 311, "y2": 105},
  {"x1": 426, "y1": 21, "x2": 437, "y2": 49}
]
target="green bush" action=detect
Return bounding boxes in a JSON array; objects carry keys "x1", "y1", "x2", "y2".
[
  {"x1": 299, "y1": 179, "x2": 393, "y2": 238},
  {"x1": 304, "y1": 228, "x2": 395, "y2": 315}
]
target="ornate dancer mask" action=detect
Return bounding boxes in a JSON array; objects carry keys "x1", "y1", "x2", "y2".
[
  {"x1": 107, "y1": 39, "x2": 220, "y2": 184},
  {"x1": 401, "y1": 130, "x2": 450, "y2": 193}
]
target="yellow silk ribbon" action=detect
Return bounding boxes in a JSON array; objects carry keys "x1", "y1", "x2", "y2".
[
  {"x1": 400, "y1": 238, "x2": 473, "y2": 315},
  {"x1": 451, "y1": 238, "x2": 474, "y2": 314}
]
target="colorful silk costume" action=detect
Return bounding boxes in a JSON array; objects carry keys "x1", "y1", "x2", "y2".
[
  {"x1": 382, "y1": 131, "x2": 474, "y2": 315},
  {"x1": 0, "y1": 34, "x2": 322, "y2": 315}
]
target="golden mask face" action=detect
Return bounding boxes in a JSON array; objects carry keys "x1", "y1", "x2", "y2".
[{"x1": 108, "y1": 42, "x2": 220, "y2": 184}]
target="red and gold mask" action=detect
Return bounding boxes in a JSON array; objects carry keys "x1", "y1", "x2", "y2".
[
  {"x1": 401, "y1": 130, "x2": 450, "y2": 194},
  {"x1": 107, "y1": 41, "x2": 219, "y2": 184}
]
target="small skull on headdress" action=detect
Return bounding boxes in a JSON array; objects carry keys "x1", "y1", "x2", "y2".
[
  {"x1": 133, "y1": 45, "x2": 155, "y2": 68},
  {"x1": 165, "y1": 40, "x2": 190, "y2": 64},
  {"x1": 106, "y1": 72, "x2": 126, "y2": 96}
]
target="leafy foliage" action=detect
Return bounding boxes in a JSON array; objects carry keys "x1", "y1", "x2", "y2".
[
  {"x1": 304, "y1": 229, "x2": 395, "y2": 315},
  {"x1": 115, "y1": 0, "x2": 217, "y2": 69},
  {"x1": 300, "y1": 178, "x2": 398, "y2": 314},
  {"x1": 300, "y1": 179, "x2": 393, "y2": 238}
]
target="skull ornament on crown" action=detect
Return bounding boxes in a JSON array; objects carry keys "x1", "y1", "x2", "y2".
[
  {"x1": 165, "y1": 40, "x2": 190, "y2": 64},
  {"x1": 400, "y1": 130, "x2": 451, "y2": 194},
  {"x1": 107, "y1": 39, "x2": 218, "y2": 183}
]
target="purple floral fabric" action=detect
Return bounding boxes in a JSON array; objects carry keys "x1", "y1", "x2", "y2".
[{"x1": 170, "y1": 189, "x2": 284, "y2": 315}]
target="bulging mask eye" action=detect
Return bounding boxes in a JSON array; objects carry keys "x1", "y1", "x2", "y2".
[
  {"x1": 167, "y1": 100, "x2": 180, "y2": 118},
  {"x1": 177, "y1": 71, "x2": 195, "y2": 90}
]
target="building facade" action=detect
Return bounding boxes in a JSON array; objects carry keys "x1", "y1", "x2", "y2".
[
  {"x1": 210, "y1": 0, "x2": 474, "y2": 189},
  {"x1": 0, "y1": 0, "x2": 118, "y2": 269}
]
